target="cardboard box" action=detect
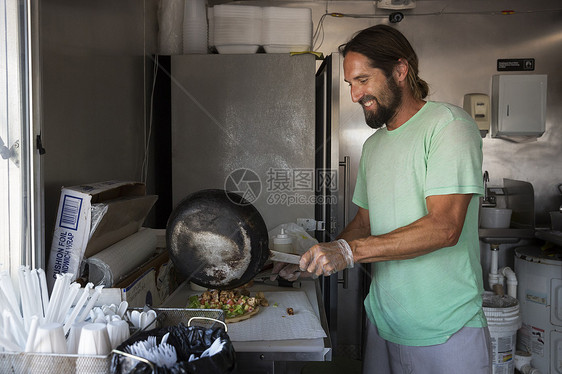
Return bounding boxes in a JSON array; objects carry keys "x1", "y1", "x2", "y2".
[
  {"x1": 47, "y1": 180, "x2": 157, "y2": 289},
  {"x1": 95, "y1": 246, "x2": 176, "y2": 308}
]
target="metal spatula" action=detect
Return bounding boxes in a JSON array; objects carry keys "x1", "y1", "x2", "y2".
[{"x1": 269, "y1": 250, "x2": 301, "y2": 265}]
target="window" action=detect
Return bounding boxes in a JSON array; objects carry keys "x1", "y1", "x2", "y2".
[{"x1": 1, "y1": 0, "x2": 43, "y2": 276}]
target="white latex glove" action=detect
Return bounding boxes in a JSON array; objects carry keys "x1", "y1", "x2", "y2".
[{"x1": 299, "y1": 239, "x2": 354, "y2": 277}]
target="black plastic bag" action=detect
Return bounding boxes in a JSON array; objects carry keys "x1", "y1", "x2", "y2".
[{"x1": 110, "y1": 323, "x2": 236, "y2": 374}]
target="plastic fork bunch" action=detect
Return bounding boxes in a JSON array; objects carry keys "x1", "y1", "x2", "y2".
[
  {"x1": 188, "y1": 337, "x2": 226, "y2": 362},
  {"x1": 125, "y1": 333, "x2": 177, "y2": 368},
  {"x1": 125, "y1": 309, "x2": 157, "y2": 330}
]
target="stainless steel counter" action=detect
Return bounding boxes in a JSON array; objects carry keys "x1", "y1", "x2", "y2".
[
  {"x1": 535, "y1": 229, "x2": 562, "y2": 247},
  {"x1": 162, "y1": 279, "x2": 332, "y2": 373}
]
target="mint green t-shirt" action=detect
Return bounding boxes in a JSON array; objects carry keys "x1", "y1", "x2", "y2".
[{"x1": 352, "y1": 101, "x2": 487, "y2": 346}]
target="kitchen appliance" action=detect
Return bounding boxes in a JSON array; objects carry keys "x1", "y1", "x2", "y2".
[
  {"x1": 515, "y1": 246, "x2": 562, "y2": 374},
  {"x1": 316, "y1": 53, "x2": 375, "y2": 358}
]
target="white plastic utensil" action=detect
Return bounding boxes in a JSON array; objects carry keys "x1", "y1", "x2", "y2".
[
  {"x1": 63, "y1": 282, "x2": 93, "y2": 334},
  {"x1": 24, "y1": 316, "x2": 39, "y2": 352},
  {"x1": 37, "y1": 269, "x2": 50, "y2": 318},
  {"x1": 19, "y1": 267, "x2": 33, "y2": 327},
  {"x1": 44, "y1": 273, "x2": 70, "y2": 323},
  {"x1": 22, "y1": 269, "x2": 37, "y2": 319},
  {"x1": 3, "y1": 309, "x2": 27, "y2": 349},
  {"x1": 128, "y1": 310, "x2": 141, "y2": 328},
  {"x1": 143, "y1": 310, "x2": 157, "y2": 329},
  {"x1": 0, "y1": 334, "x2": 22, "y2": 352},
  {"x1": 101, "y1": 304, "x2": 117, "y2": 316},
  {"x1": 0, "y1": 271, "x2": 20, "y2": 315},
  {"x1": 2, "y1": 311, "x2": 16, "y2": 345},
  {"x1": 201, "y1": 337, "x2": 225, "y2": 358},
  {"x1": 28, "y1": 269, "x2": 42, "y2": 318},
  {"x1": 139, "y1": 312, "x2": 147, "y2": 330},
  {"x1": 76, "y1": 285, "x2": 103, "y2": 323},
  {"x1": 117, "y1": 301, "x2": 128, "y2": 319},
  {"x1": 57, "y1": 282, "x2": 81, "y2": 323},
  {"x1": 0, "y1": 288, "x2": 26, "y2": 347},
  {"x1": 126, "y1": 337, "x2": 177, "y2": 368}
]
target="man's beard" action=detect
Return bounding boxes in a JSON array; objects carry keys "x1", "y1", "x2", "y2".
[{"x1": 361, "y1": 77, "x2": 402, "y2": 129}]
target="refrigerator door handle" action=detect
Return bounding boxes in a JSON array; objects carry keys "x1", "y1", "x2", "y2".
[
  {"x1": 338, "y1": 156, "x2": 351, "y2": 289},
  {"x1": 339, "y1": 156, "x2": 350, "y2": 226}
]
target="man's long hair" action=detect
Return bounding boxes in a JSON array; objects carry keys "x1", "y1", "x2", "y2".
[{"x1": 339, "y1": 25, "x2": 429, "y2": 100}]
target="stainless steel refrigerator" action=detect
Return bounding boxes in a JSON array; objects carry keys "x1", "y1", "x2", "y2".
[{"x1": 316, "y1": 52, "x2": 375, "y2": 359}]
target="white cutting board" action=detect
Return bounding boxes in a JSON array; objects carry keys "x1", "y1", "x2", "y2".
[{"x1": 226, "y1": 291, "x2": 326, "y2": 342}]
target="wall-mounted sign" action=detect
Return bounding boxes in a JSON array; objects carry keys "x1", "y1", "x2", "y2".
[{"x1": 497, "y1": 58, "x2": 535, "y2": 71}]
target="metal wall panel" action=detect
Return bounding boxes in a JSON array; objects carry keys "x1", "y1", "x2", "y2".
[
  {"x1": 170, "y1": 54, "x2": 316, "y2": 230},
  {"x1": 303, "y1": 0, "x2": 562, "y2": 226},
  {"x1": 39, "y1": 0, "x2": 159, "y2": 251}
]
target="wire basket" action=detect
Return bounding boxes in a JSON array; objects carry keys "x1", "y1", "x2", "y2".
[
  {"x1": 0, "y1": 352, "x2": 110, "y2": 374},
  {"x1": 129, "y1": 307, "x2": 225, "y2": 331},
  {"x1": 0, "y1": 308, "x2": 225, "y2": 373}
]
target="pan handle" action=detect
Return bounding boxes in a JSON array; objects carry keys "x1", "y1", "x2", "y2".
[
  {"x1": 112, "y1": 349, "x2": 156, "y2": 369},
  {"x1": 188, "y1": 317, "x2": 228, "y2": 332},
  {"x1": 339, "y1": 156, "x2": 351, "y2": 229}
]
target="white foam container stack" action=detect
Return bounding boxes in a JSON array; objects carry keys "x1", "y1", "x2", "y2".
[
  {"x1": 183, "y1": 0, "x2": 208, "y2": 54},
  {"x1": 212, "y1": 4, "x2": 262, "y2": 54},
  {"x1": 262, "y1": 7, "x2": 312, "y2": 53}
]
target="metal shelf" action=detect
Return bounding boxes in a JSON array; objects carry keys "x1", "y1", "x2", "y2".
[
  {"x1": 535, "y1": 230, "x2": 562, "y2": 247},
  {"x1": 479, "y1": 228, "x2": 535, "y2": 244}
]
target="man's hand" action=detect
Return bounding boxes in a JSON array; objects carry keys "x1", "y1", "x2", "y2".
[
  {"x1": 270, "y1": 262, "x2": 300, "y2": 281},
  {"x1": 299, "y1": 239, "x2": 354, "y2": 277}
]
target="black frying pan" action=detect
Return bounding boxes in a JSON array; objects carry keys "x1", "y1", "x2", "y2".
[{"x1": 166, "y1": 189, "x2": 270, "y2": 289}]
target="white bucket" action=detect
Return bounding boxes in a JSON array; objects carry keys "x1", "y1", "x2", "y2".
[{"x1": 483, "y1": 294, "x2": 522, "y2": 374}]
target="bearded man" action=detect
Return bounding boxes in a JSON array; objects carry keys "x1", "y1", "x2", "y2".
[{"x1": 298, "y1": 25, "x2": 491, "y2": 373}]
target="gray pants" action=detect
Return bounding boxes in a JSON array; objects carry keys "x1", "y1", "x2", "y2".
[{"x1": 362, "y1": 319, "x2": 492, "y2": 374}]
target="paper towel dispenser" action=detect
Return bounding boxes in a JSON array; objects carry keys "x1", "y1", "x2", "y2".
[{"x1": 491, "y1": 74, "x2": 547, "y2": 138}]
